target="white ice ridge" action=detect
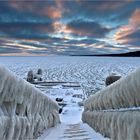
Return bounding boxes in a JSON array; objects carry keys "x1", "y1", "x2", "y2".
[
  {"x1": 84, "y1": 67, "x2": 140, "y2": 111},
  {"x1": 82, "y1": 67, "x2": 140, "y2": 139},
  {"x1": 82, "y1": 110, "x2": 140, "y2": 140},
  {"x1": 0, "y1": 66, "x2": 60, "y2": 140}
]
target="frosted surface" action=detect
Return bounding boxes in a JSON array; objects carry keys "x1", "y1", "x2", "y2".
[
  {"x1": 0, "y1": 66, "x2": 60, "y2": 140},
  {"x1": 82, "y1": 68, "x2": 140, "y2": 139},
  {"x1": 1, "y1": 56, "x2": 140, "y2": 97}
]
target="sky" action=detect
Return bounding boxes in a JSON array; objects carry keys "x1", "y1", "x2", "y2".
[{"x1": 0, "y1": 0, "x2": 140, "y2": 56}]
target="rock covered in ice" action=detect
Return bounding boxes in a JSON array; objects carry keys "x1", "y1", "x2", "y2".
[
  {"x1": 0, "y1": 66, "x2": 60, "y2": 140},
  {"x1": 105, "y1": 75, "x2": 121, "y2": 86},
  {"x1": 27, "y1": 70, "x2": 34, "y2": 83}
]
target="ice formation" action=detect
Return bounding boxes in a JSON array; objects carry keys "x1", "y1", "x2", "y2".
[
  {"x1": 84, "y1": 68, "x2": 140, "y2": 111},
  {"x1": 82, "y1": 111, "x2": 140, "y2": 140},
  {"x1": 0, "y1": 66, "x2": 60, "y2": 140},
  {"x1": 82, "y1": 68, "x2": 140, "y2": 139}
]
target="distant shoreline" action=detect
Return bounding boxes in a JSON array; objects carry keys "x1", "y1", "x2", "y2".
[
  {"x1": 0, "y1": 51, "x2": 140, "y2": 57},
  {"x1": 70, "y1": 50, "x2": 140, "y2": 57}
]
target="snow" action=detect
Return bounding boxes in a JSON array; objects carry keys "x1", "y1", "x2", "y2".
[
  {"x1": 39, "y1": 85, "x2": 84, "y2": 124},
  {"x1": 0, "y1": 56, "x2": 140, "y2": 140},
  {"x1": 37, "y1": 123, "x2": 110, "y2": 140},
  {"x1": 1, "y1": 56, "x2": 140, "y2": 97},
  {"x1": 37, "y1": 85, "x2": 109, "y2": 140}
]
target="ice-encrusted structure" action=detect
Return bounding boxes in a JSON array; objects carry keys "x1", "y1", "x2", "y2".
[
  {"x1": 0, "y1": 66, "x2": 60, "y2": 140},
  {"x1": 82, "y1": 68, "x2": 140, "y2": 140},
  {"x1": 82, "y1": 111, "x2": 140, "y2": 140}
]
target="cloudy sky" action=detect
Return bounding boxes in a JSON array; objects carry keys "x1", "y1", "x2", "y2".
[{"x1": 0, "y1": 0, "x2": 140, "y2": 56}]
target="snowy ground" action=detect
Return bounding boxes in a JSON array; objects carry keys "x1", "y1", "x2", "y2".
[
  {"x1": 0, "y1": 56, "x2": 140, "y2": 139},
  {"x1": 1, "y1": 56, "x2": 140, "y2": 97},
  {"x1": 37, "y1": 85, "x2": 109, "y2": 140}
]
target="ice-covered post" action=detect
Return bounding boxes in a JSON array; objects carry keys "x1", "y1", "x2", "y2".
[
  {"x1": 37, "y1": 68, "x2": 42, "y2": 75},
  {"x1": 27, "y1": 70, "x2": 34, "y2": 83},
  {"x1": 37, "y1": 68, "x2": 43, "y2": 81}
]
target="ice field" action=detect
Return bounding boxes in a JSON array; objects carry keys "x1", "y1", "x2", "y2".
[
  {"x1": 1, "y1": 56, "x2": 140, "y2": 97},
  {"x1": 0, "y1": 56, "x2": 140, "y2": 140}
]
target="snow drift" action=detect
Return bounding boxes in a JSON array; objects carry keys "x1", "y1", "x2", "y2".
[
  {"x1": 82, "y1": 68, "x2": 140, "y2": 139},
  {"x1": 0, "y1": 66, "x2": 60, "y2": 140}
]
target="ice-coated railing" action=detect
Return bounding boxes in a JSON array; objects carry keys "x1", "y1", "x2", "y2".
[
  {"x1": 82, "y1": 68, "x2": 140, "y2": 140},
  {"x1": 0, "y1": 66, "x2": 60, "y2": 140}
]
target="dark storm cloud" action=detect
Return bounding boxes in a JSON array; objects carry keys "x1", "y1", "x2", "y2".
[
  {"x1": 66, "y1": 19, "x2": 111, "y2": 38},
  {"x1": 0, "y1": 1, "x2": 54, "y2": 39},
  {"x1": 8, "y1": 0, "x2": 60, "y2": 19},
  {"x1": 126, "y1": 30, "x2": 140, "y2": 40},
  {"x1": 61, "y1": 0, "x2": 132, "y2": 21},
  {"x1": 110, "y1": 1, "x2": 140, "y2": 21},
  {"x1": 0, "y1": 46, "x2": 22, "y2": 54},
  {"x1": 0, "y1": 1, "x2": 51, "y2": 24},
  {"x1": 0, "y1": 21, "x2": 54, "y2": 39},
  {"x1": 65, "y1": 38, "x2": 99, "y2": 45}
]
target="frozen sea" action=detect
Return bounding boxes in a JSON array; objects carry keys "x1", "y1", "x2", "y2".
[
  {"x1": 1, "y1": 56, "x2": 140, "y2": 140},
  {"x1": 0, "y1": 56, "x2": 140, "y2": 96}
]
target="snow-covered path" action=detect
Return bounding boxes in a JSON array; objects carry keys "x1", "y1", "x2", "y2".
[
  {"x1": 37, "y1": 85, "x2": 109, "y2": 140},
  {"x1": 38, "y1": 122, "x2": 109, "y2": 140}
]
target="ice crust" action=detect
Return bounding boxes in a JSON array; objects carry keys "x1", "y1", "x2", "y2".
[
  {"x1": 0, "y1": 66, "x2": 60, "y2": 140},
  {"x1": 82, "y1": 68, "x2": 140, "y2": 139}
]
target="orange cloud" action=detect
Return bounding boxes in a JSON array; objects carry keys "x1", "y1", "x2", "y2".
[
  {"x1": 65, "y1": 20, "x2": 111, "y2": 38},
  {"x1": 52, "y1": 21, "x2": 63, "y2": 32},
  {"x1": 114, "y1": 9, "x2": 140, "y2": 45},
  {"x1": 10, "y1": 0, "x2": 63, "y2": 20},
  {"x1": 114, "y1": 25, "x2": 134, "y2": 44},
  {"x1": 52, "y1": 21, "x2": 73, "y2": 39},
  {"x1": 129, "y1": 9, "x2": 140, "y2": 27},
  {"x1": 42, "y1": 7, "x2": 62, "y2": 19},
  {"x1": 0, "y1": 52, "x2": 48, "y2": 56}
]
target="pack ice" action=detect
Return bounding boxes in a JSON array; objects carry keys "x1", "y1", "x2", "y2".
[{"x1": 0, "y1": 66, "x2": 60, "y2": 140}]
